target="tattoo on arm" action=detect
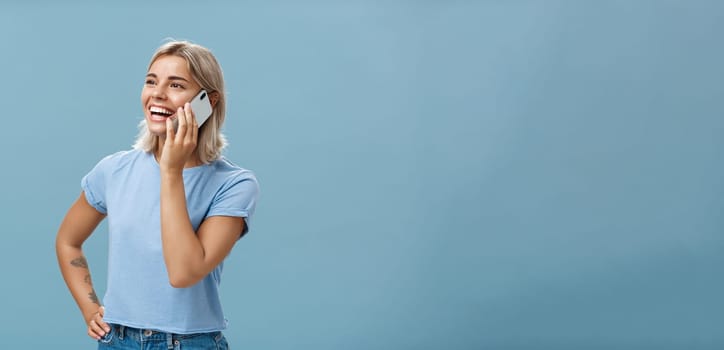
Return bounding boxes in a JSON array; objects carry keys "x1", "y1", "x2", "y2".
[
  {"x1": 72, "y1": 257, "x2": 99, "y2": 305},
  {"x1": 70, "y1": 257, "x2": 88, "y2": 269},
  {"x1": 70, "y1": 256, "x2": 100, "y2": 305},
  {"x1": 89, "y1": 290, "x2": 100, "y2": 306}
]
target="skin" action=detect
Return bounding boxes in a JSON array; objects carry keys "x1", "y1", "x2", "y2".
[{"x1": 55, "y1": 54, "x2": 243, "y2": 340}]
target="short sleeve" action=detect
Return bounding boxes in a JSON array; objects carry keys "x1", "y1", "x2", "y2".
[
  {"x1": 207, "y1": 171, "x2": 260, "y2": 235},
  {"x1": 80, "y1": 155, "x2": 114, "y2": 214}
]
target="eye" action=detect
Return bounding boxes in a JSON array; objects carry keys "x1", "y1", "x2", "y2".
[
  {"x1": 170, "y1": 82, "x2": 186, "y2": 89},
  {"x1": 145, "y1": 79, "x2": 156, "y2": 86}
]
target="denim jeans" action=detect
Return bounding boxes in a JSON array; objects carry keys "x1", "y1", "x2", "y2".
[{"x1": 97, "y1": 324, "x2": 229, "y2": 350}]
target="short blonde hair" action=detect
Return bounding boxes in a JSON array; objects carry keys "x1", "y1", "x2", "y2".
[{"x1": 133, "y1": 40, "x2": 227, "y2": 164}]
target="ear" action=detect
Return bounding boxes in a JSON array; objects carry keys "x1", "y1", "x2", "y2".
[{"x1": 208, "y1": 91, "x2": 221, "y2": 108}]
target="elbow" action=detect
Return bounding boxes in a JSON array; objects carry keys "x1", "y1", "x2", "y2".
[
  {"x1": 169, "y1": 279, "x2": 193, "y2": 289},
  {"x1": 167, "y1": 271, "x2": 202, "y2": 289}
]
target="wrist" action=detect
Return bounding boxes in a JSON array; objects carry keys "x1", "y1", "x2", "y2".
[{"x1": 160, "y1": 167, "x2": 184, "y2": 178}]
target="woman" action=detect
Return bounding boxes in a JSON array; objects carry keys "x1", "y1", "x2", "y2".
[{"x1": 56, "y1": 40, "x2": 259, "y2": 349}]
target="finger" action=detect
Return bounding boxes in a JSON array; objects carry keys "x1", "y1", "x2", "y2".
[
  {"x1": 95, "y1": 308, "x2": 111, "y2": 333},
  {"x1": 166, "y1": 115, "x2": 176, "y2": 142},
  {"x1": 88, "y1": 327, "x2": 100, "y2": 340},
  {"x1": 190, "y1": 114, "x2": 199, "y2": 143},
  {"x1": 184, "y1": 102, "x2": 197, "y2": 143},
  {"x1": 176, "y1": 106, "x2": 187, "y2": 142},
  {"x1": 88, "y1": 319, "x2": 105, "y2": 340}
]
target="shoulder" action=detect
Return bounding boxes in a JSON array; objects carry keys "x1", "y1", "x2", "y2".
[
  {"x1": 210, "y1": 157, "x2": 258, "y2": 184},
  {"x1": 204, "y1": 158, "x2": 260, "y2": 215},
  {"x1": 206, "y1": 157, "x2": 259, "y2": 198}
]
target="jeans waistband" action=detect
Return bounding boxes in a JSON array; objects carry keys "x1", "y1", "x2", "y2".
[{"x1": 110, "y1": 324, "x2": 224, "y2": 346}]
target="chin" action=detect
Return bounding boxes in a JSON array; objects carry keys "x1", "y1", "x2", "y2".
[{"x1": 145, "y1": 118, "x2": 168, "y2": 136}]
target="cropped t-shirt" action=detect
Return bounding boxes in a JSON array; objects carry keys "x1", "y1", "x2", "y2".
[{"x1": 81, "y1": 149, "x2": 259, "y2": 334}]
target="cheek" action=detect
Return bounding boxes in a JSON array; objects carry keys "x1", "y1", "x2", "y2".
[
  {"x1": 140, "y1": 90, "x2": 151, "y2": 106},
  {"x1": 170, "y1": 94, "x2": 192, "y2": 109}
]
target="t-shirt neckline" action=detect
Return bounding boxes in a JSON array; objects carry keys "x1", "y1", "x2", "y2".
[{"x1": 145, "y1": 150, "x2": 209, "y2": 175}]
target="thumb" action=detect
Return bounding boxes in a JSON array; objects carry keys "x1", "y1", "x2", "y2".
[{"x1": 99, "y1": 306, "x2": 105, "y2": 316}]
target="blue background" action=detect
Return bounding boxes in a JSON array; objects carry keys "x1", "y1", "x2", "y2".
[{"x1": 1, "y1": 1, "x2": 722, "y2": 349}]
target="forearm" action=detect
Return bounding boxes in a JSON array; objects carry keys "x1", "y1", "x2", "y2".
[
  {"x1": 56, "y1": 243, "x2": 102, "y2": 322},
  {"x1": 160, "y1": 170, "x2": 205, "y2": 287}
]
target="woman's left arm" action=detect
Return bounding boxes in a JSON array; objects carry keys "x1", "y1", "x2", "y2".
[
  {"x1": 159, "y1": 103, "x2": 245, "y2": 288},
  {"x1": 160, "y1": 171, "x2": 243, "y2": 288}
]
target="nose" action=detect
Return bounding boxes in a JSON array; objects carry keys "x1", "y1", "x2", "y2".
[{"x1": 152, "y1": 86, "x2": 167, "y2": 100}]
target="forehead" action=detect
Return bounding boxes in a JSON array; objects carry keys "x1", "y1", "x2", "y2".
[{"x1": 148, "y1": 55, "x2": 191, "y2": 77}]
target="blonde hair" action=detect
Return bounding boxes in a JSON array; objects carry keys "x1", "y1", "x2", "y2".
[{"x1": 133, "y1": 40, "x2": 227, "y2": 164}]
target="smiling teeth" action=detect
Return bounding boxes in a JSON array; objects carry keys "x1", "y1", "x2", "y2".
[{"x1": 150, "y1": 106, "x2": 173, "y2": 115}]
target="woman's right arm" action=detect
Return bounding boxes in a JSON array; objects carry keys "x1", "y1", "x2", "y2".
[{"x1": 55, "y1": 191, "x2": 111, "y2": 340}]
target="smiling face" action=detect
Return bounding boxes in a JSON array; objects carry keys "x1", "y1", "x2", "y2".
[{"x1": 141, "y1": 55, "x2": 202, "y2": 136}]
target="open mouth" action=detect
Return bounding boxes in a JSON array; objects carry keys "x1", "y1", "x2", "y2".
[{"x1": 149, "y1": 106, "x2": 175, "y2": 119}]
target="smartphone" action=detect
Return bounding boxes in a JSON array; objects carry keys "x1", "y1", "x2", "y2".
[
  {"x1": 189, "y1": 89, "x2": 213, "y2": 127},
  {"x1": 173, "y1": 90, "x2": 213, "y2": 131}
]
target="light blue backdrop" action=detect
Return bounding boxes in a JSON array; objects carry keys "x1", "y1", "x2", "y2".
[{"x1": 0, "y1": 1, "x2": 722, "y2": 349}]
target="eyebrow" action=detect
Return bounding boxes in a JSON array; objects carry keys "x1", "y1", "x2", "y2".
[{"x1": 145, "y1": 73, "x2": 190, "y2": 82}]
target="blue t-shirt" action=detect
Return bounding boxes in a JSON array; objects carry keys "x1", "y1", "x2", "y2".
[{"x1": 81, "y1": 149, "x2": 259, "y2": 334}]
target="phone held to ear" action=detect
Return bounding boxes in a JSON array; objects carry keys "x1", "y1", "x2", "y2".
[
  {"x1": 173, "y1": 90, "x2": 213, "y2": 131},
  {"x1": 189, "y1": 90, "x2": 213, "y2": 126}
]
